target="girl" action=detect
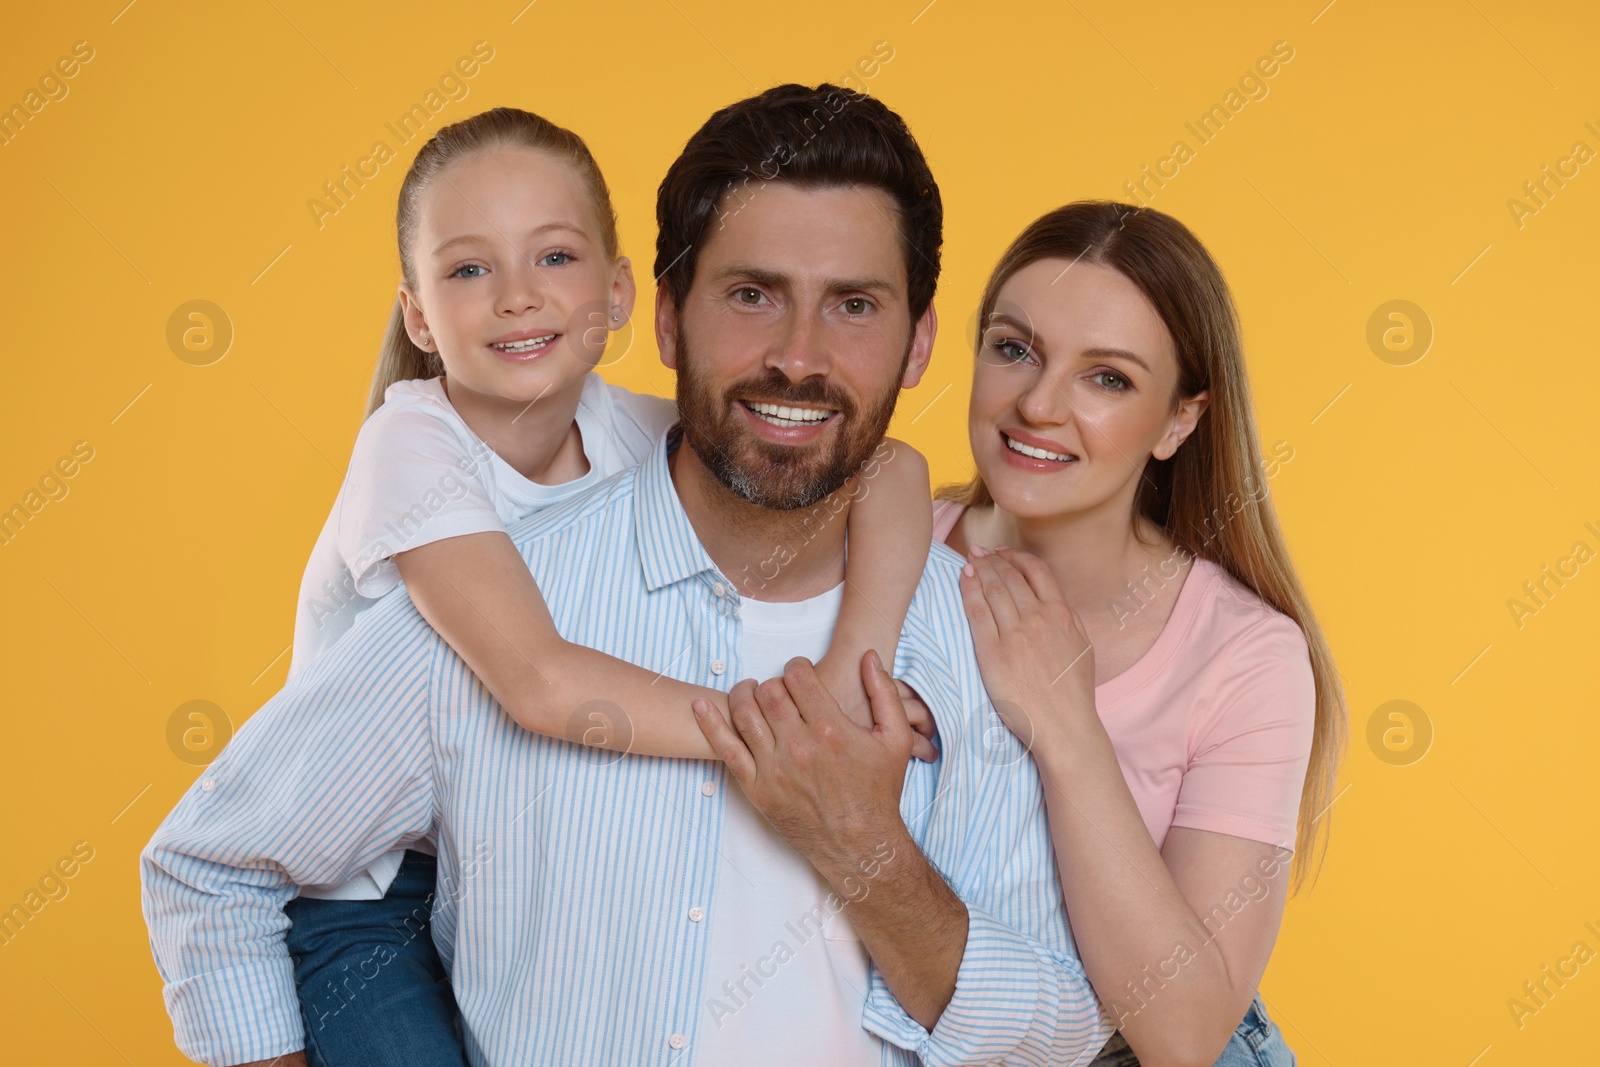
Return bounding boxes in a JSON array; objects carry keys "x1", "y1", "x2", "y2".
[
  {"x1": 945, "y1": 202, "x2": 1346, "y2": 1066},
  {"x1": 282, "y1": 106, "x2": 934, "y2": 1067}
]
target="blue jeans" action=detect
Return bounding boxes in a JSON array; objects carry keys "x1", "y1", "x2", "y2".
[
  {"x1": 1090, "y1": 996, "x2": 1295, "y2": 1065},
  {"x1": 284, "y1": 851, "x2": 469, "y2": 1067}
]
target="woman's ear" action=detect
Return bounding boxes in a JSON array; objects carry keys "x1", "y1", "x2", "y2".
[
  {"x1": 398, "y1": 284, "x2": 433, "y2": 350},
  {"x1": 1153, "y1": 389, "x2": 1210, "y2": 460}
]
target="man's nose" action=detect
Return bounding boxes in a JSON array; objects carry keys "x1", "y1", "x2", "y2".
[{"x1": 765, "y1": 308, "x2": 831, "y2": 382}]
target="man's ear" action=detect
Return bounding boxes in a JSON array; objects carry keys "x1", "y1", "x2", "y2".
[
  {"x1": 900, "y1": 302, "x2": 938, "y2": 389},
  {"x1": 398, "y1": 284, "x2": 432, "y2": 349},
  {"x1": 655, "y1": 282, "x2": 680, "y2": 371},
  {"x1": 1153, "y1": 389, "x2": 1210, "y2": 460}
]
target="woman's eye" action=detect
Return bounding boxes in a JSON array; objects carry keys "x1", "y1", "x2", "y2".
[
  {"x1": 842, "y1": 297, "x2": 871, "y2": 315},
  {"x1": 1093, "y1": 371, "x2": 1130, "y2": 391},
  {"x1": 452, "y1": 264, "x2": 486, "y2": 279},
  {"x1": 993, "y1": 339, "x2": 1033, "y2": 363},
  {"x1": 538, "y1": 251, "x2": 572, "y2": 267}
]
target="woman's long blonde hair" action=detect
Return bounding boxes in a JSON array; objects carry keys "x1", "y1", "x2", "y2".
[
  {"x1": 366, "y1": 107, "x2": 621, "y2": 416},
  {"x1": 941, "y1": 201, "x2": 1347, "y2": 891}
]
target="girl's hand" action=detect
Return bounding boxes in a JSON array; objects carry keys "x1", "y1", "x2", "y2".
[
  {"x1": 816, "y1": 653, "x2": 939, "y2": 762},
  {"x1": 894, "y1": 677, "x2": 940, "y2": 763},
  {"x1": 958, "y1": 545, "x2": 1097, "y2": 749}
]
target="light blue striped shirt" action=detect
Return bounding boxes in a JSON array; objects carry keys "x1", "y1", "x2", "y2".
[{"x1": 141, "y1": 431, "x2": 1114, "y2": 1066}]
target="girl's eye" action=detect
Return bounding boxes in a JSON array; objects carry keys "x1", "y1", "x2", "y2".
[
  {"x1": 538, "y1": 251, "x2": 572, "y2": 267},
  {"x1": 841, "y1": 297, "x2": 872, "y2": 315},
  {"x1": 992, "y1": 338, "x2": 1034, "y2": 364},
  {"x1": 1092, "y1": 370, "x2": 1130, "y2": 391},
  {"x1": 452, "y1": 264, "x2": 486, "y2": 279}
]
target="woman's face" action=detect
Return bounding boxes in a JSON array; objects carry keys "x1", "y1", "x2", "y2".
[
  {"x1": 967, "y1": 258, "x2": 1207, "y2": 523},
  {"x1": 400, "y1": 145, "x2": 632, "y2": 407}
]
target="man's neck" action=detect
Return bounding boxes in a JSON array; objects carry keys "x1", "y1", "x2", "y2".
[{"x1": 668, "y1": 439, "x2": 849, "y2": 603}]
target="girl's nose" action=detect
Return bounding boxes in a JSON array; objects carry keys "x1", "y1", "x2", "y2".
[{"x1": 497, "y1": 258, "x2": 548, "y2": 315}]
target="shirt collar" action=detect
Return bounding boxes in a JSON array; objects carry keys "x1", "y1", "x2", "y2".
[{"x1": 634, "y1": 425, "x2": 722, "y2": 593}]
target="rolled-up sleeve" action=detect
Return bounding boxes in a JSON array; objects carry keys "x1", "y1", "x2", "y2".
[
  {"x1": 864, "y1": 630, "x2": 1115, "y2": 1066},
  {"x1": 863, "y1": 902, "x2": 1111, "y2": 1066},
  {"x1": 141, "y1": 595, "x2": 439, "y2": 1065}
]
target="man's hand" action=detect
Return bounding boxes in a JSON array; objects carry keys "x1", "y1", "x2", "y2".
[
  {"x1": 692, "y1": 650, "x2": 913, "y2": 876},
  {"x1": 231, "y1": 1054, "x2": 307, "y2": 1067},
  {"x1": 692, "y1": 650, "x2": 967, "y2": 1029}
]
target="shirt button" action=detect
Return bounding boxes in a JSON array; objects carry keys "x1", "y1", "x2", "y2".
[
  {"x1": 710, "y1": 659, "x2": 726, "y2": 676},
  {"x1": 200, "y1": 778, "x2": 215, "y2": 793},
  {"x1": 669, "y1": 1033, "x2": 687, "y2": 1050},
  {"x1": 688, "y1": 906, "x2": 705, "y2": 922},
  {"x1": 711, "y1": 582, "x2": 727, "y2": 598},
  {"x1": 700, "y1": 780, "x2": 716, "y2": 797}
]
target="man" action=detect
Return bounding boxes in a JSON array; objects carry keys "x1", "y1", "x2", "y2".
[{"x1": 142, "y1": 84, "x2": 1114, "y2": 1066}]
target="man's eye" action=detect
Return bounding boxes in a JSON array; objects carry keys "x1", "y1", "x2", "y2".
[
  {"x1": 736, "y1": 288, "x2": 764, "y2": 304},
  {"x1": 842, "y1": 297, "x2": 871, "y2": 315}
]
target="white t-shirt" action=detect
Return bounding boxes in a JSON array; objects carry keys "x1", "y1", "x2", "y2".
[
  {"x1": 289, "y1": 372, "x2": 676, "y2": 900},
  {"x1": 697, "y1": 582, "x2": 881, "y2": 1066}
]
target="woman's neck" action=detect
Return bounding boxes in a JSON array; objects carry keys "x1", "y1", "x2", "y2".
[
  {"x1": 442, "y1": 373, "x2": 591, "y2": 485},
  {"x1": 961, "y1": 497, "x2": 1179, "y2": 631}
]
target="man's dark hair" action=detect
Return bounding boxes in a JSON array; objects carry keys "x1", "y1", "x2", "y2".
[{"x1": 654, "y1": 83, "x2": 942, "y2": 323}]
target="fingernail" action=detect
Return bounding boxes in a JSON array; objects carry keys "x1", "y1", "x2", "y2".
[
  {"x1": 962, "y1": 563, "x2": 975, "y2": 577},
  {"x1": 995, "y1": 544, "x2": 1011, "y2": 552}
]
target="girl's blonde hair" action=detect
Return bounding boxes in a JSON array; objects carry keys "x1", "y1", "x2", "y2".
[
  {"x1": 942, "y1": 200, "x2": 1347, "y2": 891},
  {"x1": 367, "y1": 107, "x2": 621, "y2": 416}
]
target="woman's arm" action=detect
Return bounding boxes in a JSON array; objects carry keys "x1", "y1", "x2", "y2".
[
  {"x1": 399, "y1": 531, "x2": 939, "y2": 761},
  {"x1": 816, "y1": 437, "x2": 932, "y2": 727},
  {"x1": 960, "y1": 546, "x2": 1294, "y2": 1067}
]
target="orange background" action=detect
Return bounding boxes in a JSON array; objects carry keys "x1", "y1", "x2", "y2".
[{"x1": 2, "y1": 1, "x2": 1597, "y2": 1063}]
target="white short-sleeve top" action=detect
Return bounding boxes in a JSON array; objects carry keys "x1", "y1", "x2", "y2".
[{"x1": 289, "y1": 373, "x2": 676, "y2": 682}]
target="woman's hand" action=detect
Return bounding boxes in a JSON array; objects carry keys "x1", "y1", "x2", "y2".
[{"x1": 958, "y1": 545, "x2": 1097, "y2": 751}]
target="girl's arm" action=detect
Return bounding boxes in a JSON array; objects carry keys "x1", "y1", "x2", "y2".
[
  {"x1": 398, "y1": 531, "x2": 728, "y2": 758},
  {"x1": 398, "y1": 530, "x2": 939, "y2": 761},
  {"x1": 816, "y1": 438, "x2": 933, "y2": 729},
  {"x1": 960, "y1": 546, "x2": 1295, "y2": 1067}
]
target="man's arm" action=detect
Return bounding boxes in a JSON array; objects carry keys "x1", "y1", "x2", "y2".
[
  {"x1": 694, "y1": 651, "x2": 1112, "y2": 1066},
  {"x1": 141, "y1": 597, "x2": 438, "y2": 1066}
]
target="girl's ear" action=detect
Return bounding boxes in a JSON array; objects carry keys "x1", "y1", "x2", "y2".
[
  {"x1": 609, "y1": 255, "x2": 637, "y2": 327},
  {"x1": 398, "y1": 284, "x2": 433, "y2": 351},
  {"x1": 1153, "y1": 389, "x2": 1210, "y2": 461}
]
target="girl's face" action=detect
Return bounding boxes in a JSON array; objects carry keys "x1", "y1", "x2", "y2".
[
  {"x1": 400, "y1": 145, "x2": 633, "y2": 407},
  {"x1": 967, "y1": 258, "x2": 1208, "y2": 523}
]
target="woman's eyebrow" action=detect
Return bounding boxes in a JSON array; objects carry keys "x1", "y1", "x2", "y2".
[{"x1": 1082, "y1": 346, "x2": 1152, "y2": 373}]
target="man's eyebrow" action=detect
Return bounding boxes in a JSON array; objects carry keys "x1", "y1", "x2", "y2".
[
  {"x1": 430, "y1": 221, "x2": 587, "y2": 258},
  {"x1": 713, "y1": 263, "x2": 898, "y2": 297},
  {"x1": 984, "y1": 311, "x2": 1153, "y2": 372}
]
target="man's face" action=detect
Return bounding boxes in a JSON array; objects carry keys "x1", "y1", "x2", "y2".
[{"x1": 658, "y1": 182, "x2": 934, "y2": 510}]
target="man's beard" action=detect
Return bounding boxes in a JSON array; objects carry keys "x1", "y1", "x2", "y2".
[{"x1": 674, "y1": 332, "x2": 905, "y2": 512}]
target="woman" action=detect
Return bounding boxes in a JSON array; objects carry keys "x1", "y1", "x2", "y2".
[{"x1": 941, "y1": 201, "x2": 1346, "y2": 1066}]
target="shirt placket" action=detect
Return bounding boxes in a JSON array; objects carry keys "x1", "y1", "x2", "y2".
[{"x1": 660, "y1": 569, "x2": 742, "y2": 1063}]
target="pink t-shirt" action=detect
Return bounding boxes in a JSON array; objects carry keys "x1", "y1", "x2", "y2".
[{"x1": 933, "y1": 499, "x2": 1315, "y2": 851}]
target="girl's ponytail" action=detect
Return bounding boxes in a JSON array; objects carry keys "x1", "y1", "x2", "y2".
[{"x1": 368, "y1": 297, "x2": 444, "y2": 416}]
